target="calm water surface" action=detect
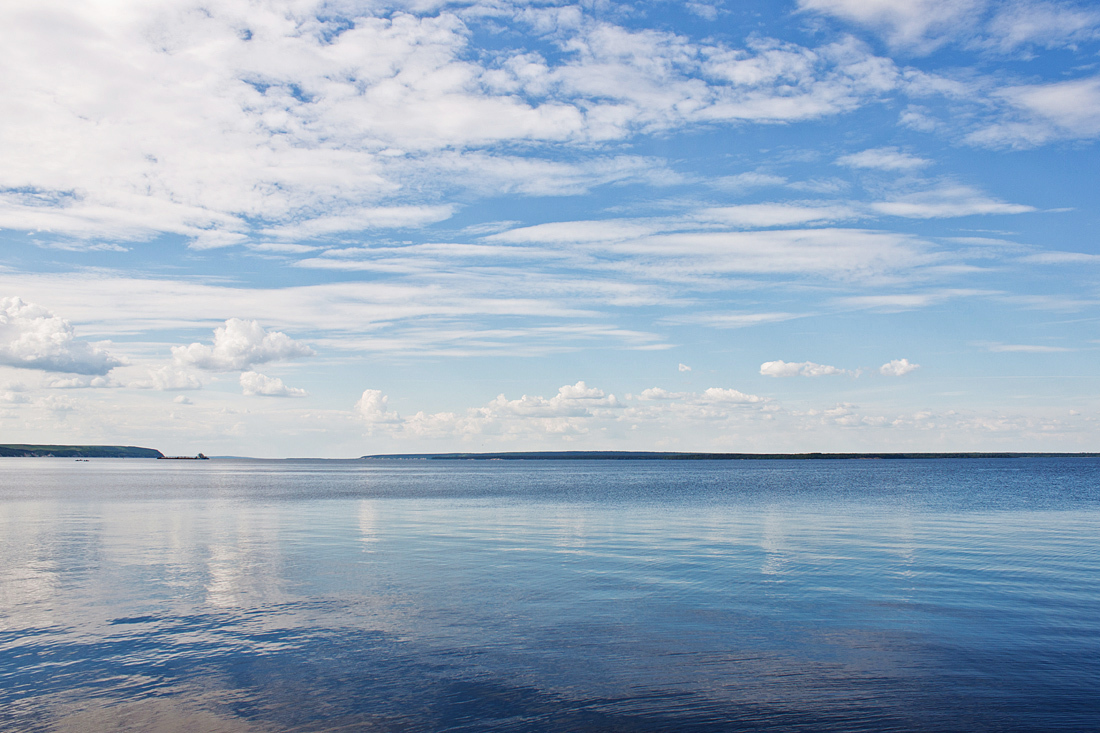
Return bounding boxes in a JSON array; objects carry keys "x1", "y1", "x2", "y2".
[{"x1": 1, "y1": 458, "x2": 1098, "y2": 731}]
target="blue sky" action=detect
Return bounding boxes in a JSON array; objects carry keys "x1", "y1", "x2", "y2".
[{"x1": 1, "y1": 0, "x2": 1098, "y2": 456}]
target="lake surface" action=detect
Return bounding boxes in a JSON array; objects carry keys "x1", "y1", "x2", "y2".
[{"x1": 1, "y1": 457, "x2": 1098, "y2": 732}]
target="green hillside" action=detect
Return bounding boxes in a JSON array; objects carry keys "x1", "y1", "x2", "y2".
[{"x1": 0, "y1": 444, "x2": 164, "y2": 458}]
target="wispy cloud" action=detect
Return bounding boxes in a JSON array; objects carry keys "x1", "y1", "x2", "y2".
[
  {"x1": 836, "y1": 147, "x2": 932, "y2": 170},
  {"x1": 967, "y1": 76, "x2": 1100, "y2": 148},
  {"x1": 980, "y1": 342, "x2": 1072, "y2": 352},
  {"x1": 871, "y1": 184, "x2": 1035, "y2": 218}
]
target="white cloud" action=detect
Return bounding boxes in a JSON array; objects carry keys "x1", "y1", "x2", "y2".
[
  {"x1": 695, "y1": 203, "x2": 859, "y2": 228},
  {"x1": 835, "y1": 288, "x2": 991, "y2": 312},
  {"x1": 982, "y1": 343, "x2": 1071, "y2": 353},
  {"x1": 135, "y1": 366, "x2": 203, "y2": 391},
  {"x1": 986, "y1": 1, "x2": 1100, "y2": 51},
  {"x1": 43, "y1": 375, "x2": 118, "y2": 389},
  {"x1": 710, "y1": 172, "x2": 788, "y2": 191},
  {"x1": 487, "y1": 219, "x2": 661, "y2": 245},
  {"x1": 0, "y1": 2, "x2": 903, "y2": 246},
  {"x1": 674, "y1": 312, "x2": 810, "y2": 329},
  {"x1": 760, "y1": 360, "x2": 849, "y2": 377},
  {"x1": 173, "y1": 395, "x2": 193, "y2": 405},
  {"x1": 880, "y1": 358, "x2": 920, "y2": 376},
  {"x1": 355, "y1": 389, "x2": 402, "y2": 424},
  {"x1": 354, "y1": 381, "x2": 624, "y2": 441},
  {"x1": 638, "y1": 387, "x2": 683, "y2": 400},
  {"x1": 799, "y1": 0, "x2": 986, "y2": 53},
  {"x1": 0, "y1": 388, "x2": 29, "y2": 404},
  {"x1": 484, "y1": 381, "x2": 620, "y2": 418},
  {"x1": 835, "y1": 146, "x2": 931, "y2": 170},
  {"x1": 246, "y1": 243, "x2": 321, "y2": 255},
  {"x1": 1020, "y1": 251, "x2": 1100, "y2": 265},
  {"x1": 678, "y1": 363, "x2": 691, "y2": 372},
  {"x1": 556, "y1": 381, "x2": 609, "y2": 400},
  {"x1": 636, "y1": 386, "x2": 766, "y2": 404},
  {"x1": 0, "y1": 297, "x2": 122, "y2": 375},
  {"x1": 0, "y1": 272, "x2": 671, "y2": 358},
  {"x1": 701, "y1": 387, "x2": 769, "y2": 403},
  {"x1": 871, "y1": 184, "x2": 1034, "y2": 218},
  {"x1": 607, "y1": 228, "x2": 936, "y2": 280},
  {"x1": 173, "y1": 318, "x2": 313, "y2": 371},
  {"x1": 240, "y1": 371, "x2": 307, "y2": 397},
  {"x1": 686, "y1": 2, "x2": 720, "y2": 21},
  {"x1": 968, "y1": 76, "x2": 1100, "y2": 148}
]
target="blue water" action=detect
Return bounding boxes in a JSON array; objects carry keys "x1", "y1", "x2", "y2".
[{"x1": 1, "y1": 458, "x2": 1098, "y2": 732}]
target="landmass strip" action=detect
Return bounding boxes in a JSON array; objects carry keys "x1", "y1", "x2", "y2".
[
  {"x1": 0, "y1": 444, "x2": 163, "y2": 458},
  {"x1": 362, "y1": 451, "x2": 1100, "y2": 460}
]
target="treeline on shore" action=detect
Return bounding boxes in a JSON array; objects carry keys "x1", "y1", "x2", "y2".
[{"x1": 0, "y1": 445, "x2": 164, "y2": 458}]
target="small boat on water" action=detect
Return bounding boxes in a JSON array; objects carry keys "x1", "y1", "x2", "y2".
[{"x1": 157, "y1": 453, "x2": 209, "y2": 460}]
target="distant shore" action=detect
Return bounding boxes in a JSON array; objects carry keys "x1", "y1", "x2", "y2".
[
  {"x1": 0, "y1": 444, "x2": 163, "y2": 458},
  {"x1": 5, "y1": 446, "x2": 1097, "y2": 460},
  {"x1": 361, "y1": 451, "x2": 1100, "y2": 460}
]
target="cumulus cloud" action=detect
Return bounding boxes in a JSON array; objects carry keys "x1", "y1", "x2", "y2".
[
  {"x1": 0, "y1": 387, "x2": 29, "y2": 404},
  {"x1": 355, "y1": 389, "x2": 402, "y2": 424},
  {"x1": 173, "y1": 395, "x2": 193, "y2": 405},
  {"x1": 353, "y1": 381, "x2": 625, "y2": 440},
  {"x1": 701, "y1": 387, "x2": 769, "y2": 403},
  {"x1": 43, "y1": 375, "x2": 118, "y2": 389},
  {"x1": 484, "y1": 381, "x2": 621, "y2": 418},
  {"x1": 880, "y1": 358, "x2": 920, "y2": 376},
  {"x1": 131, "y1": 366, "x2": 203, "y2": 391},
  {"x1": 678, "y1": 363, "x2": 692, "y2": 372},
  {"x1": 173, "y1": 319, "x2": 313, "y2": 371},
  {"x1": 760, "y1": 360, "x2": 850, "y2": 377},
  {"x1": 556, "y1": 381, "x2": 609, "y2": 400},
  {"x1": 637, "y1": 386, "x2": 767, "y2": 404},
  {"x1": 240, "y1": 371, "x2": 307, "y2": 397},
  {"x1": 639, "y1": 387, "x2": 685, "y2": 400},
  {"x1": 0, "y1": 297, "x2": 122, "y2": 375}
]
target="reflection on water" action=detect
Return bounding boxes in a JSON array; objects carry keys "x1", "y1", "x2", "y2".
[{"x1": 2, "y1": 458, "x2": 1099, "y2": 732}]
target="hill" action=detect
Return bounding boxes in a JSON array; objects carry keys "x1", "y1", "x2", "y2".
[{"x1": 0, "y1": 444, "x2": 164, "y2": 458}]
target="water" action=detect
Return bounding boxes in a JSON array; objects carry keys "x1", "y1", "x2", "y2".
[{"x1": 1, "y1": 458, "x2": 1098, "y2": 732}]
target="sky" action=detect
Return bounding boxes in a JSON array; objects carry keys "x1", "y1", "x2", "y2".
[{"x1": 1, "y1": 0, "x2": 1098, "y2": 457}]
